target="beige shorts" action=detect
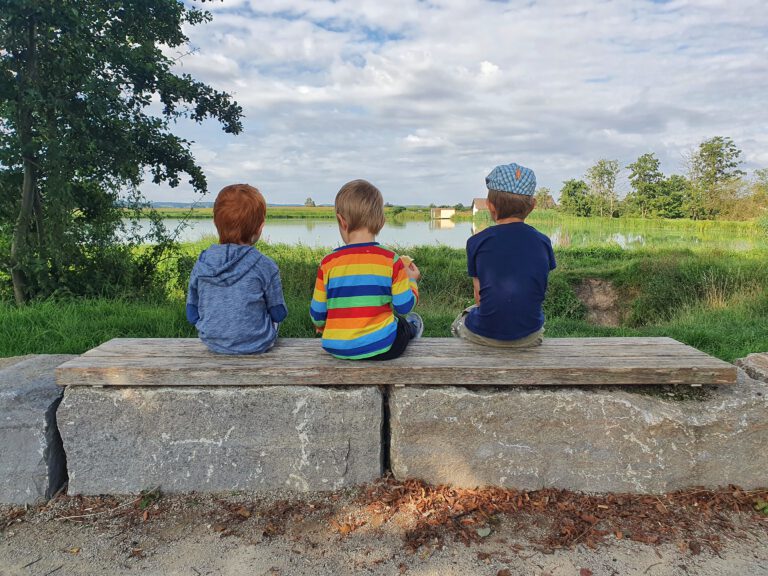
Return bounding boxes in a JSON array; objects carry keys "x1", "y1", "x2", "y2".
[{"x1": 450, "y1": 305, "x2": 544, "y2": 348}]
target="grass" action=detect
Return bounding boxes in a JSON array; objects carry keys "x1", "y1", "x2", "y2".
[{"x1": 2, "y1": 243, "x2": 767, "y2": 362}]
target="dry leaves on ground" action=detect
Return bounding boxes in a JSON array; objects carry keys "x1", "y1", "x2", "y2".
[{"x1": 357, "y1": 477, "x2": 768, "y2": 553}]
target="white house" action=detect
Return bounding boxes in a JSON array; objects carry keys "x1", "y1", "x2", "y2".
[
  {"x1": 430, "y1": 207, "x2": 455, "y2": 219},
  {"x1": 471, "y1": 198, "x2": 489, "y2": 216}
]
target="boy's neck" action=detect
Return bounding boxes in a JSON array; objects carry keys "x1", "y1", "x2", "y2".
[
  {"x1": 493, "y1": 216, "x2": 526, "y2": 225},
  {"x1": 344, "y1": 229, "x2": 377, "y2": 245}
]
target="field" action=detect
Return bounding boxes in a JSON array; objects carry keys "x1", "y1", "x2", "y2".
[{"x1": 2, "y1": 241, "x2": 767, "y2": 362}]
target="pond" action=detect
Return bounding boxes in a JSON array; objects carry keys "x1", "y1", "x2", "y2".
[{"x1": 127, "y1": 216, "x2": 764, "y2": 251}]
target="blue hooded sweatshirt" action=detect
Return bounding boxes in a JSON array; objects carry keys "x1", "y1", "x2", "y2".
[{"x1": 186, "y1": 244, "x2": 287, "y2": 355}]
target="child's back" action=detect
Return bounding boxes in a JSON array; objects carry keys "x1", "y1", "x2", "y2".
[
  {"x1": 189, "y1": 244, "x2": 283, "y2": 354},
  {"x1": 465, "y1": 221, "x2": 553, "y2": 341},
  {"x1": 312, "y1": 241, "x2": 417, "y2": 359}
]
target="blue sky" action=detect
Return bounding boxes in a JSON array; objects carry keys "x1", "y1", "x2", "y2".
[{"x1": 146, "y1": 0, "x2": 768, "y2": 204}]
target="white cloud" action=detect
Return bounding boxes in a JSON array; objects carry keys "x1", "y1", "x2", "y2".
[{"x1": 148, "y1": 0, "x2": 768, "y2": 204}]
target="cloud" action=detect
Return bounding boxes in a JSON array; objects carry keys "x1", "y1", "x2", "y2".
[{"x1": 144, "y1": 0, "x2": 768, "y2": 204}]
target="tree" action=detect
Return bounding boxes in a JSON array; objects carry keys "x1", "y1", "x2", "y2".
[
  {"x1": 653, "y1": 175, "x2": 687, "y2": 219},
  {"x1": 558, "y1": 179, "x2": 591, "y2": 216},
  {"x1": 453, "y1": 203, "x2": 465, "y2": 211},
  {"x1": 685, "y1": 136, "x2": 745, "y2": 219},
  {"x1": 586, "y1": 159, "x2": 620, "y2": 217},
  {"x1": 534, "y1": 187, "x2": 556, "y2": 210},
  {"x1": 625, "y1": 153, "x2": 663, "y2": 218},
  {"x1": 304, "y1": 197, "x2": 316, "y2": 207},
  {"x1": 1, "y1": 1, "x2": 242, "y2": 303}
]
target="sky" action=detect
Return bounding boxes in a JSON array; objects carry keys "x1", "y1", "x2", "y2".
[{"x1": 145, "y1": 0, "x2": 768, "y2": 205}]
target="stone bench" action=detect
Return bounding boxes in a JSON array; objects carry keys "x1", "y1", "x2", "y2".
[{"x1": 52, "y1": 336, "x2": 764, "y2": 496}]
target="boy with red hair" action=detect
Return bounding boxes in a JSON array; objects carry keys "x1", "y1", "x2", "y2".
[{"x1": 187, "y1": 184, "x2": 287, "y2": 354}]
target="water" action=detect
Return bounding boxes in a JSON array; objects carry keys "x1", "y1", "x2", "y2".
[{"x1": 128, "y1": 217, "x2": 763, "y2": 250}]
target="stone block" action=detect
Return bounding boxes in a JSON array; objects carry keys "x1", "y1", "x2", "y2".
[
  {"x1": 390, "y1": 369, "x2": 768, "y2": 493},
  {"x1": 0, "y1": 355, "x2": 73, "y2": 504},
  {"x1": 58, "y1": 386, "x2": 382, "y2": 494},
  {"x1": 735, "y1": 353, "x2": 768, "y2": 382}
]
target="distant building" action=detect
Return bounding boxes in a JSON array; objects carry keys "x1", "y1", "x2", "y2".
[
  {"x1": 430, "y1": 208, "x2": 455, "y2": 219},
  {"x1": 471, "y1": 198, "x2": 488, "y2": 216}
]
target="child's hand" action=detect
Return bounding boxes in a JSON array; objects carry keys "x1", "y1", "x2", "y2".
[{"x1": 405, "y1": 261, "x2": 421, "y2": 282}]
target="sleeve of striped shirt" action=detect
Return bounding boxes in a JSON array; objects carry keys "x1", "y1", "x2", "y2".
[
  {"x1": 391, "y1": 256, "x2": 418, "y2": 315},
  {"x1": 309, "y1": 265, "x2": 327, "y2": 328}
]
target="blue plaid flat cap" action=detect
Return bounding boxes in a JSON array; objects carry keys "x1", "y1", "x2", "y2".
[{"x1": 486, "y1": 163, "x2": 536, "y2": 196}]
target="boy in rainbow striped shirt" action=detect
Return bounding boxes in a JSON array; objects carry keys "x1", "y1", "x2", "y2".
[{"x1": 310, "y1": 179, "x2": 423, "y2": 360}]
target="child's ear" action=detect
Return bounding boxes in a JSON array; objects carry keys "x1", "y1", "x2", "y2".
[
  {"x1": 251, "y1": 221, "x2": 265, "y2": 244},
  {"x1": 336, "y1": 213, "x2": 348, "y2": 232},
  {"x1": 486, "y1": 199, "x2": 498, "y2": 220}
]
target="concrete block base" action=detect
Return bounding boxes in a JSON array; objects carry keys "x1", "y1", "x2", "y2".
[
  {"x1": 0, "y1": 355, "x2": 73, "y2": 504},
  {"x1": 390, "y1": 369, "x2": 768, "y2": 493},
  {"x1": 58, "y1": 386, "x2": 382, "y2": 494}
]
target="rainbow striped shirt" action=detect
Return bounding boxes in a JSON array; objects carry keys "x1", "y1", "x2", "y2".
[{"x1": 310, "y1": 242, "x2": 419, "y2": 359}]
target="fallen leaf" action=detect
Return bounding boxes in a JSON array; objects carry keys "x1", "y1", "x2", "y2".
[
  {"x1": 211, "y1": 522, "x2": 227, "y2": 533},
  {"x1": 615, "y1": 531, "x2": 623, "y2": 540},
  {"x1": 143, "y1": 510, "x2": 149, "y2": 522},
  {"x1": 234, "y1": 506, "x2": 251, "y2": 519},
  {"x1": 69, "y1": 547, "x2": 80, "y2": 555},
  {"x1": 130, "y1": 548, "x2": 144, "y2": 558},
  {"x1": 580, "y1": 569, "x2": 593, "y2": 576},
  {"x1": 334, "y1": 522, "x2": 354, "y2": 536},
  {"x1": 497, "y1": 570, "x2": 512, "y2": 576},
  {"x1": 689, "y1": 540, "x2": 702, "y2": 555},
  {"x1": 476, "y1": 526, "x2": 492, "y2": 538}
]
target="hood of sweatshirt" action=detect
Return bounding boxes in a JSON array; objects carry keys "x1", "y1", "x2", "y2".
[{"x1": 195, "y1": 244, "x2": 262, "y2": 287}]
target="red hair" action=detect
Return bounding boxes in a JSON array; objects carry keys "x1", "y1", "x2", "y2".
[{"x1": 213, "y1": 184, "x2": 266, "y2": 244}]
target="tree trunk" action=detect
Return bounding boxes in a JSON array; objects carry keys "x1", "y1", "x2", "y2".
[{"x1": 10, "y1": 18, "x2": 38, "y2": 305}]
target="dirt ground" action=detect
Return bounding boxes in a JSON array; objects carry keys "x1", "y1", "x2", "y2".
[{"x1": 2, "y1": 479, "x2": 767, "y2": 576}]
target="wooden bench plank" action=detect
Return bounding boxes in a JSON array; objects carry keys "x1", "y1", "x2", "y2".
[{"x1": 56, "y1": 337, "x2": 737, "y2": 387}]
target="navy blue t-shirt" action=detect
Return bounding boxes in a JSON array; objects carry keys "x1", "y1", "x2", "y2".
[{"x1": 465, "y1": 222, "x2": 556, "y2": 340}]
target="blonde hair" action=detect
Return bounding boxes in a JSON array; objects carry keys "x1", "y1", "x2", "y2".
[
  {"x1": 213, "y1": 184, "x2": 266, "y2": 244},
  {"x1": 487, "y1": 189, "x2": 535, "y2": 220},
  {"x1": 335, "y1": 179, "x2": 386, "y2": 234}
]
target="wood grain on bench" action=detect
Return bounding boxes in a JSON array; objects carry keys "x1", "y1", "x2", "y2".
[{"x1": 55, "y1": 337, "x2": 736, "y2": 387}]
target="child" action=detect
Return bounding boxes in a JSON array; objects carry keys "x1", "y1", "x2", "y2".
[
  {"x1": 310, "y1": 179, "x2": 423, "y2": 360},
  {"x1": 451, "y1": 163, "x2": 556, "y2": 347},
  {"x1": 187, "y1": 184, "x2": 287, "y2": 354}
]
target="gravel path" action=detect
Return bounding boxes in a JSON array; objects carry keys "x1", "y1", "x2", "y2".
[{"x1": 2, "y1": 487, "x2": 766, "y2": 576}]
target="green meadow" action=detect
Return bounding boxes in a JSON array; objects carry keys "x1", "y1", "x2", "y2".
[{"x1": 2, "y1": 239, "x2": 767, "y2": 362}]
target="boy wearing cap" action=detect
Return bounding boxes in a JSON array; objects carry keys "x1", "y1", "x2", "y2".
[
  {"x1": 310, "y1": 179, "x2": 423, "y2": 360},
  {"x1": 451, "y1": 163, "x2": 556, "y2": 347}
]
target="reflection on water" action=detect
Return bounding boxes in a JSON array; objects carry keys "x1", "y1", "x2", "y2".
[
  {"x1": 430, "y1": 219, "x2": 455, "y2": 230},
  {"x1": 126, "y1": 217, "x2": 762, "y2": 251}
]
